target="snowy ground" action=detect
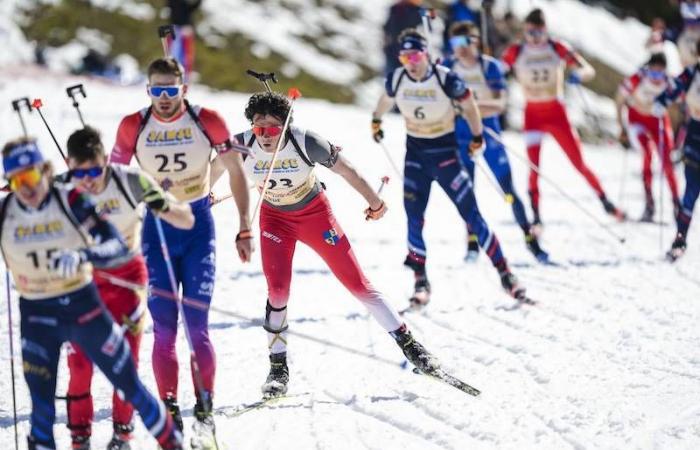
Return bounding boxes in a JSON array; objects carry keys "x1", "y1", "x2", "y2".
[{"x1": 0, "y1": 69, "x2": 699, "y2": 450}]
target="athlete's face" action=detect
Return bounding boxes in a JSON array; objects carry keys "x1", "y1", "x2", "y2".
[
  {"x1": 399, "y1": 50, "x2": 429, "y2": 79},
  {"x1": 647, "y1": 64, "x2": 667, "y2": 85},
  {"x1": 7, "y1": 164, "x2": 50, "y2": 209},
  {"x1": 148, "y1": 73, "x2": 187, "y2": 119},
  {"x1": 451, "y1": 34, "x2": 479, "y2": 62},
  {"x1": 524, "y1": 24, "x2": 547, "y2": 45},
  {"x1": 252, "y1": 114, "x2": 284, "y2": 152},
  {"x1": 69, "y1": 155, "x2": 107, "y2": 194}
]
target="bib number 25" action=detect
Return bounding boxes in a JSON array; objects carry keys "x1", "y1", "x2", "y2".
[{"x1": 155, "y1": 153, "x2": 188, "y2": 172}]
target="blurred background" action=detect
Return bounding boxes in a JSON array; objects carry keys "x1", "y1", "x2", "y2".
[{"x1": 0, "y1": 0, "x2": 692, "y2": 140}]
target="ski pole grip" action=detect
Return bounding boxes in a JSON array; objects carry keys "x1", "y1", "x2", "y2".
[
  {"x1": 158, "y1": 24, "x2": 175, "y2": 39},
  {"x1": 246, "y1": 70, "x2": 278, "y2": 84},
  {"x1": 11, "y1": 98, "x2": 31, "y2": 112},
  {"x1": 66, "y1": 84, "x2": 86, "y2": 99}
]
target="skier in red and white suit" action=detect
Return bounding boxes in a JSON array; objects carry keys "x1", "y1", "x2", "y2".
[
  {"x1": 616, "y1": 52, "x2": 681, "y2": 221},
  {"x1": 233, "y1": 91, "x2": 440, "y2": 397},
  {"x1": 501, "y1": 8, "x2": 625, "y2": 227}
]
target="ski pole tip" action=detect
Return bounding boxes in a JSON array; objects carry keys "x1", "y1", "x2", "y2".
[
  {"x1": 32, "y1": 98, "x2": 43, "y2": 109},
  {"x1": 288, "y1": 88, "x2": 302, "y2": 99}
]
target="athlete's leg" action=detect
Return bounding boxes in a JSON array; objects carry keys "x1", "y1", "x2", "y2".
[
  {"x1": 66, "y1": 343, "x2": 94, "y2": 441},
  {"x1": 403, "y1": 152, "x2": 434, "y2": 274},
  {"x1": 657, "y1": 114, "x2": 680, "y2": 202},
  {"x1": 70, "y1": 284, "x2": 179, "y2": 447},
  {"x1": 142, "y1": 213, "x2": 181, "y2": 400},
  {"x1": 179, "y1": 208, "x2": 217, "y2": 399},
  {"x1": 260, "y1": 205, "x2": 298, "y2": 355},
  {"x1": 299, "y1": 194, "x2": 402, "y2": 332},
  {"x1": 20, "y1": 300, "x2": 63, "y2": 448},
  {"x1": 677, "y1": 163, "x2": 700, "y2": 238},
  {"x1": 524, "y1": 105, "x2": 545, "y2": 222}
]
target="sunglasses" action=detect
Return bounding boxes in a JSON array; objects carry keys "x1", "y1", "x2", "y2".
[
  {"x1": 399, "y1": 51, "x2": 426, "y2": 65},
  {"x1": 71, "y1": 166, "x2": 104, "y2": 179},
  {"x1": 449, "y1": 35, "x2": 476, "y2": 49},
  {"x1": 148, "y1": 85, "x2": 183, "y2": 98},
  {"x1": 646, "y1": 69, "x2": 666, "y2": 81},
  {"x1": 252, "y1": 125, "x2": 284, "y2": 137},
  {"x1": 526, "y1": 28, "x2": 546, "y2": 38},
  {"x1": 8, "y1": 167, "x2": 42, "y2": 191}
]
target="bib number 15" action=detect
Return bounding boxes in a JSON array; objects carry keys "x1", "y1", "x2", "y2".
[{"x1": 155, "y1": 153, "x2": 188, "y2": 172}]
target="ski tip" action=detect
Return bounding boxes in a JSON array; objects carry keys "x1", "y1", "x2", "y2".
[
  {"x1": 288, "y1": 87, "x2": 302, "y2": 99},
  {"x1": 32, "y1": 98, "x2": 43, "y2": 108}
]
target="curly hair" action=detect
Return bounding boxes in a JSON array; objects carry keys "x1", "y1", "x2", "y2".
[
  {"x1": 244, "y1": 92, "x2": 292, "y2": 124},
  {"x1": 67, "y1": 126, "x2": 105, "y2": 163}
]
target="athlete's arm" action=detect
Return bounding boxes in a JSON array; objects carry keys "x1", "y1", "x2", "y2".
[
  {"x1": 110, "y1": 113, "x2": 141, "y2": 164},
  {"x1": 209, "y1": 155, "x2": 226, "y2": 187},
  {"x1": 554, "y1": 40, "x2": 595, "y2": 82},
  {"x1": 372, "y1": 93, "x2": 396, "y2": 121},
  {"x1": 479, "y1": 59, "x2": 507, "y2": 116},
  {"x1": 123, "y1": 167, "x2": 194, "y2": 229},
  {"x1": 219, "y1": 150, "x2": 253, "y2": 261},
  {"x1": 67, "y1": 189, "x2": 128, "y2": 266},
  {"x1": 656, "y1": 67, "x2": 693, "y2": 107}
]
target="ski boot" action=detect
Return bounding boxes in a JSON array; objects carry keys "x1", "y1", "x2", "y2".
[
  {"x1": 531, "y1": 210, "x2": 543, "y2": 237},
  {"x1": 499, "y1": 268, "x2": 527, "y2": 301},
  {"x1": 640, "y1": 202, "x2": 654, "y2": 223},
  {"x1": 163, "y1": 394, "x2": 183, "y2": 433},
  {"x1": 464, "y1": 234, "x2": 479, "y2": 262},
  {"x1": 106, "y1": 423, "x2": 133, "y2": 450},
  {"x1": 191, "y1": 395, "x2": 217, "y2": 450},
  {"x1": 409, "y1": 277, "x2": 431, "y2": 309},
  {"x1": 261, "y1": 352, "x2": 289, "y2": 398},
  {"x1": 525, "y1": 230, "x2": 549, "y2": 263},
  {"x1": 600, "y1": 195, "x2": 627, "y2": 222},
  {"x1": 391, "y1": 324, "x2": 440, "y2": 374},
  {"x1": 71, "y1": 434, "x2": 90, "y2": 450},
  {"x1": 666, "y1": 233, "x2": 687, "y2": 262}
]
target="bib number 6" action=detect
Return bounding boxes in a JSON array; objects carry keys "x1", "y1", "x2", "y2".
[
  {"x1": 414, "y1": 106, "x2": 426, "y2": 120},
  {"x1": 155, "y1": 153, "x2": 188, "y2": 172}
]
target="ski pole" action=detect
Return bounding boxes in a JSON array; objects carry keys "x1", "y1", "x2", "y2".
[
  {"x1": 419, "y1": 8, "x2": 437, "y2": 62},
  {"x1": 474, "y1": 159, "x2": 513, "y2": 204},
  {"x1": 152, "y1": 217, "x2": 220, "y2": 450},
  {"x1": 246, "y1": 70, "x2": 277, "y2": 93},
  {"x1": 66, "y1": 84, "x2": 87, "y2": 127},
  {"x1": 11, "y1": 97, "x2": 32, "y2": 137},
  {"x1": 575, "y1": 84, "x2": 605, "y2": 140},
  {"x1": 250, "y1": 87, "x2": 303, "y2": 225},
  {"x1": 5, "y1": 268, "x2": 19, "y2": 450},
  {"x1": 484, "y1": 126, "x2": 626, "y2": 244},
  {"x1": 158, "y1": 25, "x2": 175, "y2": 57},
  {"x1": 366, "y1": 176, "x2": 390, "y2": 221},
  {"x1": 31, "y1": 99, "x2": 67, "y2": 162},
  {"x1": 377, "y1": 141, "x2": 404, "y2": 180}
]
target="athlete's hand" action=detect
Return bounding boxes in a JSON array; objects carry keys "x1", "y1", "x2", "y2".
[
  {"x1": 371, "y1": 118, "x2": 384, "y2": 143},
  {"x1": 651, "y1": 101, "x2": 666, "y2": 118},
  {"x1": 143, "y1": 188, "x2": 169, "y2": 212},
  {"x1": 364, "y1": 200, "x2": 387, "y2": 221},
  {"x1": 50, "y1": 249, "x2": 86, "y2": 279},
  {"x1": 566, "y1": 72, "x2": 582, "y2": 85},
  {"x1": 469, "y1": 135, "x2": 485, "y2": 157},
  {"x1": 235, "y1": 229, "x2": 254, "y2": 263},
  {"x1": 618, "y1": 129, "x2": 631, "y2": 149}
]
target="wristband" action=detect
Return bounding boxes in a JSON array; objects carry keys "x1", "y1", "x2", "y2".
[{"x1": 236, "y1": 230, "x2": 253, "y2": 242}]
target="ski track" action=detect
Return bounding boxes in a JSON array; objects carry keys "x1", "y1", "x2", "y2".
[{"x1": 0, "y1": 70, "x2": 699, "y2": 449}]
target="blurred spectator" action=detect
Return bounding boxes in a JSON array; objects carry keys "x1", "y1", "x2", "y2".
[
  {"x1": 383, "y1": 0, "x2": 423, "y2": 75},
  {"x1": 167, "y1": 0, "x2": 202, "y2": 82},
  {"x1": 73, "y1": 48, "x2": 122, "y2": 81},
  {"x1": 645, "y1": 17, "x2": 667, "y2": 54},
  {"x1": 493, "y1": 11, "x2": 522, "y2": 57}
]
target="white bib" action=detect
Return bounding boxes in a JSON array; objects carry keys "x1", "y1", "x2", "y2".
[
  {"x1": 0, "y1": 187, "x2": 93, "y2": 300},
  {"x1": 629, "y1": 76, "x2": 668, "y2": 115},
  {"x1": 135, "y1": 107, "x2": 213, "y2": 202},
  {"x1": 450, "y1": 59, "x2": 497, "y2": 117},
  {"x1": 513, "y1": 44, "x2": 566, "y2": 102},
  {"x1": 242, "y1": 127, "x2": 317, "y2": 207},
  {"x1": 393, "y1": 66, "x2": 456, "y2": 138}
]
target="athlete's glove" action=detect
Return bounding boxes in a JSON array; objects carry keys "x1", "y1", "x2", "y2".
[
  {"x1": 566, "y1": 72, "x2": 582, "y2": 85},
  {"x1": 469, "y1": 135, "x2": 485, "y2": 157},
  {"x1": 618, "y1": 129, "x2": 631, "y2": 149},
  {"x1": 364, "y1": 201, "x2": 387, "y2": 221},
  {"x1": 651, "y1": 101, "x2": 666, "y2": 118},
  {"x1": 371, "y1": 118, "x2": 384, "y2": 143},
  {"x1": 50, "y1": 249, "x2": 87, "y2": 279},
  {"x1": 143, "y1": 188, "x2": 170, "y2": 213}
]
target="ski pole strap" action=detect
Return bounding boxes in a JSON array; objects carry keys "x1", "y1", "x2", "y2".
[{"x1": 236, "y1": 229, "x2": 253, "y2": 242}]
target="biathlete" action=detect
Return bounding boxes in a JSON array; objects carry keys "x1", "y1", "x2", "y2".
[
  {"x1": 61, "y1": 126, "x2": 194, "y2": 450},
  {"x1": 0, "y1": 138, "x2": 182, "y2": 450},
  {"x1": 372, "y1": 28, "x2": 528, "y2": 307},
  {"x1": 654, "y1": 39, "x2": 700, "y2": 262},
  {"x1": 501, "y1": 8, "x2": 625, "y2": 228},
  {"x1": 443, "y1": 20, "x2": 549, "y2": 263},
  {"x1": 616, "y1": 53, "x2": 680, "y2": 222},
  {"x1": 235, "y1": 91, "x2": 440, "y2": 396},
  {"x1": 111, "y1": 57, "x2": 253, "y2": 445}
]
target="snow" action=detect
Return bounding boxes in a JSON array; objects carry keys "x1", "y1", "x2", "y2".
[{"x1": 0, "y1": 67, "x2": 699, "y2": 450}]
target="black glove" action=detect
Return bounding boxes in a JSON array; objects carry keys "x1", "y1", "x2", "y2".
[
  {"x1": 371, "y1": 118, "x2": 384, "y2": 143},
  {"x1": 469, "y1": 134, "x2": 484, "y2": 157},
  {"x1": 144, "y1": 189, "x2": 170, "y2": 212}
]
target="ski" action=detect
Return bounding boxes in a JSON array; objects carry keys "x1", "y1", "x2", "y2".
[
  {"x1": 412, "y1": 367, "x2": 481, "y2": 397},
  {"x1": 221, "y1": 393, "x2": 308, "y2": 418}
]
